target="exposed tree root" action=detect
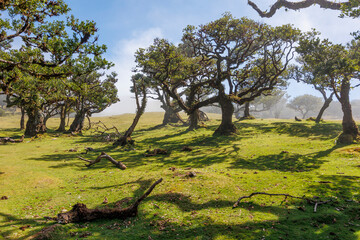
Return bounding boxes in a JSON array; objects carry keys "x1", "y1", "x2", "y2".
[
  {"x1": 56, "y1": 178, "x2": 163, "y2": 224},
  {"x1": 78, "y1": 152, "x2": 126, "y2": 170},
  {"x1": 233, "y1": 192, "x2": 331, "y2": 212}
]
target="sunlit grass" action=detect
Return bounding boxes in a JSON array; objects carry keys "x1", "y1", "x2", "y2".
[{"x1": 0, "y1": 113, "x2": 359, "y2": 239}]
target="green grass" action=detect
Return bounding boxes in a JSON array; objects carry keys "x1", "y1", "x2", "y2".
[{"x1": 0, "y1": 113, "x2": 359, "y2": 240}]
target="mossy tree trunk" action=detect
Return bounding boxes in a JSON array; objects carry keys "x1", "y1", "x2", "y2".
[
  {"x1": 214, "y1": 93, "x2": 237, "y2": 135},
  {"x1": 69, "y1": 109, "x2": 87, "y2": 133},
  {"x1": 336, "y1": 79, "x2": 359, "y2": 143},
  {"x1": 187, "y1": 109, "x2": 200, "y2": 131},
  {"x1": 25, "y1": 108, "x2": 46, "y2": 137}
]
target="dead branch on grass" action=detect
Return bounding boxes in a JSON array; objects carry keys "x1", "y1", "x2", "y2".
[
  {"x1": 56, "y1": 178, "x2": 163, "y2": 224},
  {"x1": 78, "y1": 152, "x2": 126, "y2": 170},
  {"x1": 90, "y1": 121, "x2": 122, "y2": 142},
  {"x1": 0, "y1": 135, "x2": 24, "y2": 144},
  {"x1": 233, "y1": 192, "x2": 331, "y2": 212}
]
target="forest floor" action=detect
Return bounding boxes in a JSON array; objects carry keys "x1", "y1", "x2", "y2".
[{"x1": 0, "y1": 113, "x2": 359, "y2": 240}]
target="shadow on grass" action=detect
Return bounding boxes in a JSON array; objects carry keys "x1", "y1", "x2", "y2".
[
  {"x1": 1, "y1": 175, "x2": 359, "y2": 240},
  {"x1": 234, "y1": 121, "x2": 343, "y2": 140},
  {"x1": 25, "y1": 120, "x2": 344, "y2": 172},
  {"x1": 0, "y1": 128, "x2": 24, "y2": 135},
  {"x1": 228, "y1": 145, "x2": 340, "y2": 172},
  {"x1": 0, "y1": 212, "x2": 55, "y2": 240}
]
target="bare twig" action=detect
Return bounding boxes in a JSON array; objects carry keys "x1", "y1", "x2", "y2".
[
  {"x1": 90, "y1": 121, "x2": 121, "y2": 142},
  {"x1": 233, "y1": 192, "x2": 331, "y2": 212}
]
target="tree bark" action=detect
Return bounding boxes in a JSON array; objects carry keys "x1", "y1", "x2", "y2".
[
  {"x1": 187, "y1": 109, "x2": 200, "y2": 131},
  {"x1": 243, "y1": 102, "x2": 251, "y2": 118},
  {"x1": 57, "y1": 105, "x2": 67, "y2": 132},
  {"x1": 214, "y1": 94, "x2": 237, "y2": 135},
  {"x1": 25, "y1": 108, "x2": 46, "y2": 137},
  {"x1": 162, "y1": 107, "x2": 183, "y2": 125},
  {"x1": 69, "y1": 109, "x2": 87, "y2": 133},
  {"x1": 336, "y1": 79, "x2": 359, "y2": 143},
  {"x1": 315, "y1": 93, "x2": 334, "y2": 123},
  {"x1": 20, "y1": 107, "x2": 25, "y2": 130}
]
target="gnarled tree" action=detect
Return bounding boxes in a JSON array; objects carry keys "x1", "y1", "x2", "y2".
[
  {"x1": 183, "y1": 14, "x2": 300, "y2": 135},
  {"x1": 69, "y1": 71, "x2": 119, "y2": 133},
  {"x1": 0, "y1": 0, "x2": 112, "y2": 137},
  {"x1": 135, "y1": 38, "x2": 218, "y2": 131},
  {"x1": 296, "y1": 32, "x2": 360, "y2": 142}
]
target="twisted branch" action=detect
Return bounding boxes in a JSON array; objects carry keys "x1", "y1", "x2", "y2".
[
  {"x1": 233, "y1": 192, "x2": 331, "y2": 212},
  {"x1": 248, "y1": 0, "x2": 343, "y2": 18}
]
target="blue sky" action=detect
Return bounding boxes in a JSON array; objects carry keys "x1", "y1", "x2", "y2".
[{"x1": 65, "y1": 0, "x2": 360, "y2": 114}]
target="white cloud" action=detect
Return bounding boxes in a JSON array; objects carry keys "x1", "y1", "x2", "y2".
[{"x1": 102, "y1": 28, "x2": 164, "y2": 115}]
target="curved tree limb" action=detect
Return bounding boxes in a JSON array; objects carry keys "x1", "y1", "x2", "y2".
[{"x1": 248, "y1": 0, "x2": 343, "y2": 18}]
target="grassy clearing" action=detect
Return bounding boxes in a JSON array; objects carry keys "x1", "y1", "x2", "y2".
[{"x1": 0, "y1": 113, "x2": 359, "y2": 240}]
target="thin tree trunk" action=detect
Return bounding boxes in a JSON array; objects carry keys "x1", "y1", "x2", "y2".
[
  {"x1": 20, "y1": 107, "x2": 25, "y2": 130},
  {"x1": 214, "y1": 94, "x2": 237, "y2": 135},
  {"x1": 114, "y1": 78, "x2": 147, "y2": 146},
  {"x1": 315, "y1": 93, "x2": 334, "y2": 123},
  {"x1": 66, "y1": 112, "x2": 70, "y2": 127},
  {"x1": 86, "y1": 114, "x2": 92, "y2": 130},
  {"x1": 243, "y1": 102, "x2": 251, "y2": 118},
  {"x1": 57, "y1": 105, "x2": 67, "y2": 132}
]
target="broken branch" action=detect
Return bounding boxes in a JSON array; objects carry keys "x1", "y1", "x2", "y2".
[
  {"x1": 0, "y1": 135, "x2": 24, "y2": 144},
  {"x1": 233, "y1": 192, "x2": 331, "y2": 212},
  {"x1": 56, "y1": 178, "x2": 163, "y2": 224},
  {"x1": 77, "y1": 152, "x2": 126, "y2": 170}
]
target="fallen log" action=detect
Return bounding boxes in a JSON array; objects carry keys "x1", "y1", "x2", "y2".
[
  {"x1": 78, "y1": 152, "x2": 126, "y2": 170},
  {"x1": 0, "y1": 135, "x2": 24, "y2": 144},
  {"x1": 56, "y1": 178, "x2": 163, "y2": 224},
  {"x1": 233, "y1": 192, "x2": 331, "y2": 212}
]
